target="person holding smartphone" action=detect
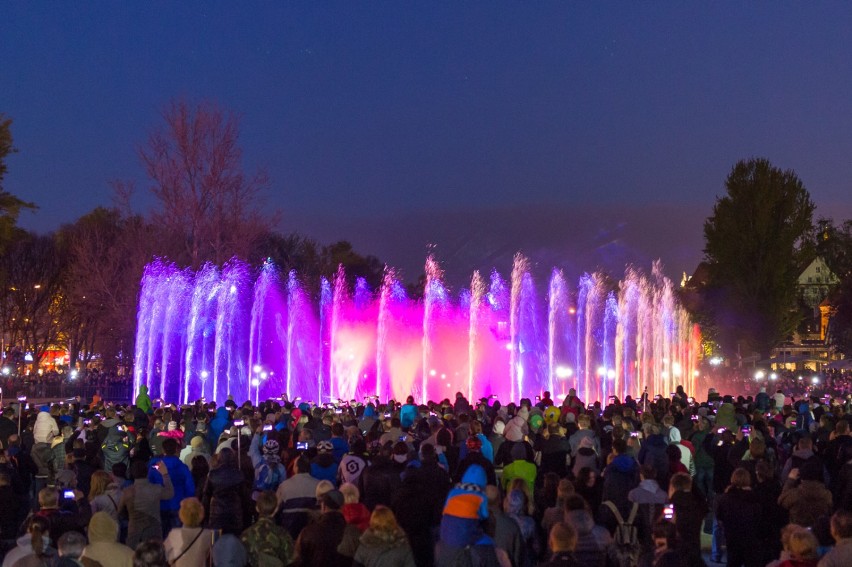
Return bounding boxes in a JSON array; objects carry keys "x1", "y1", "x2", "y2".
[{"x1": 118, "y1": 460, "x2": 174, "y2": 549}]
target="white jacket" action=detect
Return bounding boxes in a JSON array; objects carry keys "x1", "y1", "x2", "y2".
[{"x1": 33, "y1": 412, "x2": 59, "y2": 444}]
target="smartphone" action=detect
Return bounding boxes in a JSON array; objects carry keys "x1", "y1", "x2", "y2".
[
  {"x1": 233, "y1": 420, "x2": 245, "y2": 427},
  {"x1": 691, "y1": 415, "x2": 698, "y2": 422},
  {"x1": 663, "y1": 504, "x2": 674, "y2": 520},
  {"x1": 399, "y1": 435, "x2": 407, "y2": 442},
  {"x1": 263, "y1": 424, "x2": 273, "y2": 432},
  {"x1": 742, "y1": 426, "x2": 751, "y2": 436},
  {"x1": 334, "y1": 408, "x2": 342, "y2": 414},
  {"x1": 717, "y1": 427, "x2": 726, "y2": 434},
  {"x1": 296, "y1": 441, "x2": 308, "y2": 450},
  {"x1": 84, "y1": 419, "x2": 92, "y2": 425},
  {"x1": 687, "y1": 397, "x2": 695, "y2": 404},
  {"x1": 63, "y1": 489, "x2": 75, "y2": 500},
  {"x1": 383, "y1": 413, "x2": 391, "y2": 418},
  {"x1": 117, "y1": 425, "x2": 126, "y2": 432},
  {"x1": 630, "y1": 432, "x2": 639, "y2": 438}
]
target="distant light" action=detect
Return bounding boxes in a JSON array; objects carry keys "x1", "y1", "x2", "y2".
[
  {"x1": 568, "y1": 307, "x2": 576, "y2": 315},
  {"x1": 229, "y1": 285, "x2": 237, "y2": 294},
  {"x1": 429, "y1": 369, "x2": 437, "y2": 377},
  {"x1": 672, "y1": 363, "x2": 682, "y2": 377},
  {"x1": 1, "y1": 367, "x2": 10, "y2": 376},
  {"x1": 70, "y1": 370, "x2": 78, "y2": 379},
  {"x1": 798, "y1": 375, "x2": 803, "y2": 380},
  {"x1": 555, "y1": 366, "x2": 573, "y2": 379},
  {"x1": 260, "y1": 372, "x2": 268, "y2": 380},
  {"x1": 505, "y1": 343, "x2": 513, "y2": 351},
  {"x1": 812, "y1": 376, "x2": 820, "y2": 385},
  {"x1": 24, "y1": 353, "x2": 33, "y2": 362},
  {"x1": 770, "y1": 373, "x2": 778, "y2": 380},
  {"x1": 755, "y1": 370, "x2": 765, "y2": 380},
  {"x1": 607, "y1": 369, "x2": 616, "y2": 380},
  {"x1": 597, "y1": 366, "x2": 606, "y2": 377},
  {"x1": 692, "y1": 370, "x2": 699, "y2": 377},
  {"x1": 440, "y1": 373, "x2": 446, "y2": 379},
  {"x1": 200, "y1": 370, "x2": 209, "y2": 379},
  {"x1": 709, "y1": 357, "x2": 722, "y2": 366},
  {"x1": 251, "y1": 378, "x2": 260, "y2": 387},
  {"x1": 252, "y1": 364, "x2": 262, "y2": 373}
]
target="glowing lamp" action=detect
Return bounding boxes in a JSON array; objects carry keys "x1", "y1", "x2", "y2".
[
  {"x1": 812, "y1": 376, "x2": 820, "y2": 385},
  {"x1": 770, "y1": 373, "x2": 777, "y2": 380},
  {"x1": 252, "y1": 364, "x2": 262, "y2": 373},
  {"x1": 597, "y1": 366, "x2": 606, "y2": 377},
  {"x1": 754, "y1": 370, "x2": 765, "y2": 380},
  {"x1": 555, "y1": 366, "x2": 573, "y2": 379},
  {"x1": 200, "y1": 370, "x2": 209, "y2": 379},
  {"x1": 251, "y1": 378, "x2": 260, "y2": 387},
  {"x1": 607, "y1": 369, "x2": 616, "y2": 380}
]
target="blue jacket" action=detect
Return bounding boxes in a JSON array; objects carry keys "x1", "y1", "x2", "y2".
[
  {"x1": 148, "y1": 455, "x2": 195, "y2": 512},
  {"x1": 209, "y1": 407, "x2": 230, "y2": 446},
  {"x1": 400, "y1": 404, "x2": 418, "y2": 429},
  {"x1": 439, "y1": 464, "x2": 491, "y2": 548}
]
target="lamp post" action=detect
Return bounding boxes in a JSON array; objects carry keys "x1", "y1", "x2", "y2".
[{"x1": 16, "y1": 395, "x2": 26, "y2": 435}]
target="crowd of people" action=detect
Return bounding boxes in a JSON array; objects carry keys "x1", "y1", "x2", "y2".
[{"x1": 0, "y1": 380, "x2": 850, "y2": 566}]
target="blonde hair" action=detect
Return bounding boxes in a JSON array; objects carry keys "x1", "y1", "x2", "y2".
[
  {"x1": 178, "y1": 497, "x2": 205, "y2": 527},
  {"x1": 315, "y1": 480, "x2": 334, "y2": 499},
  {"x1": 339, "y1": 482, "x2": 360, "y2": 504},
  {"x1": 787, "y1": 528, "x2": 819, "y2": 560},
  {"x1": 369, "y1": 505, "x2": 406, "y2": 538}
]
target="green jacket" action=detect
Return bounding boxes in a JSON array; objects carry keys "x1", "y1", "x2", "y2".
[
  {"x1": 241, "y1": 517, "x2": 294, "y2": 567},
  {"x1": 135, "y1": 385, "x2": 153, "y2": 414}
]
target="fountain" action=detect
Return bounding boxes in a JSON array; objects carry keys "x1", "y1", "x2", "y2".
[{"x1": 134, "y1": 255, "x2": 700, "y2": 405}]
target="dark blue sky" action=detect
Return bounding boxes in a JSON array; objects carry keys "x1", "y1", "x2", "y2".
[{"x1": 4, "y1": 4, "x2": 852, "y2": 285}]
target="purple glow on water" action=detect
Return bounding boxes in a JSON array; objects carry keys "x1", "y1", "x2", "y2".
[{"x1": 135, "y1": 255, "x2": 700, "y2": 405}]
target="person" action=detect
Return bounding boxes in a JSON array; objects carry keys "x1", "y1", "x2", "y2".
[
  {"x1": 650, "y1": 521, "x2": 682, "y2": 567},
  {"x1": 2, "y1": 516, "x2": 58, "y2": 567},
  {"x1": 778, "y1": 466, "x2": 833, "y2": 529},
  {"x1": 202, "y1": 447, "x2": 251, "y2": 535},
  {"x1": 118, "y1": 460, "x2": 174, "y2": 549},
  {"x1": 180, "y1": 436, "x2": 211, "y2": 467},
  {"x1": 435, "y1": 464, "x2": 504, "y2": 566},
  {"x1": 149, "y1": 438, "x2": 195, "y2": 537},
  {"x1": 400, "y1": 397, "x2": 418, "y2": 430},
  {"x1": 561, "y1": 494, "x2": 610, "y2": 567},
  {"x1": 484, "y1": 485, "x2": 524, "y2": 567},
  {"x1": 80, "y1": 512, "x2": 134, "y2": 567},
  {"x1": 667, "y1": 472, "x2": 707, "y2": 567},
  {"x1": 248, "y1": 434, "x2": 286, "y2": 499},
  {"x1": 135, "y1": 386, "x2": 153, "y2": 415},
  {"x1": 88, "y1": 470, "x2": 122, "y2": 523},
  {"x1": 241, "y1": 490, "x2": 294, "y2": 567},
  {"x1": 539, "y1": 522, "x2": 579, "y2": 567},
  {"x1": 210, "y1": 533, "x2": 249, "y2": 567},
  {"x1": 818, "y1": 510, "x2": 852, "y2": 567},
  {"x1": 542, "y1": 478, "x2": 575, "y2": 537},
  {"x1": 352, "y1": 505, "x2": 416, "y2": 567},
  {"x1": 56, "y1": 530, "x2": 101, "y2": 567},
  {"x1": 340, "y1": 482, "x2": 371, "y2": 532},
  {"x1": 716, "y1": 468, "x2": 762, "y2": 567},
  {"x1": 132, "y1": 540, "x2": 168, "y2": 567},
  {"x1": 163, "y1": 497, "x2": 215, "y2": 566},
  {"x1": 34, "y1": 487, "x2": 87, "y2": 546},
  {"x1": 276, "y1": 455, "x2": 320, "y2": 540},
  {"x1": 775, "y1": 528, "x2": 820, "y2": 567},
  {"x1": 292, "y1": 490, "x2": 357, "y2": 567}
]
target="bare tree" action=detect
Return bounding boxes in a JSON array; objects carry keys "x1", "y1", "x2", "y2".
[{"x1": 140, "y1": 99, "x2": 275, "y2": 268}]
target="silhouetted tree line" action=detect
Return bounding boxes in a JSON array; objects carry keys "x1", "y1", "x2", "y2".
[{"x1": 0, "y1": 101, "x2": 385, "y2": 374}]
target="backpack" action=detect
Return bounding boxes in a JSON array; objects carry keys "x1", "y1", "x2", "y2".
[
  {"x1": 254, "y1": 462, "x2": 283, "y2": 492},
  {"x1": 603, "y1": 500, "x2": 641, "y2": 567}
]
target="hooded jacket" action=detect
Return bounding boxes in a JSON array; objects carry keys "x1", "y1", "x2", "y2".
[
  {"x1": 81, "y1": 512, "x2": 134, "y2": 567},
  {"x1": 439, "y1": 464, "x2": 490, "y2": 548},
  {"x1": 353, "y1": 528, "x2": 417, "y2": 567},
  {"x1": 135, "y1": 385, "x2": 152, "y2": 414},
  {"x1": 209, "y1": 407, "x2": 231, "y2": 447},
  {"x1": 33, "y1": 412, "x2": 59, "y2": 445},
  {"x1": 563, "y1": 509, "x2": 610, "y2": 567}
]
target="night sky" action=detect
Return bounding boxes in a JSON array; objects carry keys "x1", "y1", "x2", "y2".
[{"x1": 4, "y1": 4, "x2": 852, "y2": 286}]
